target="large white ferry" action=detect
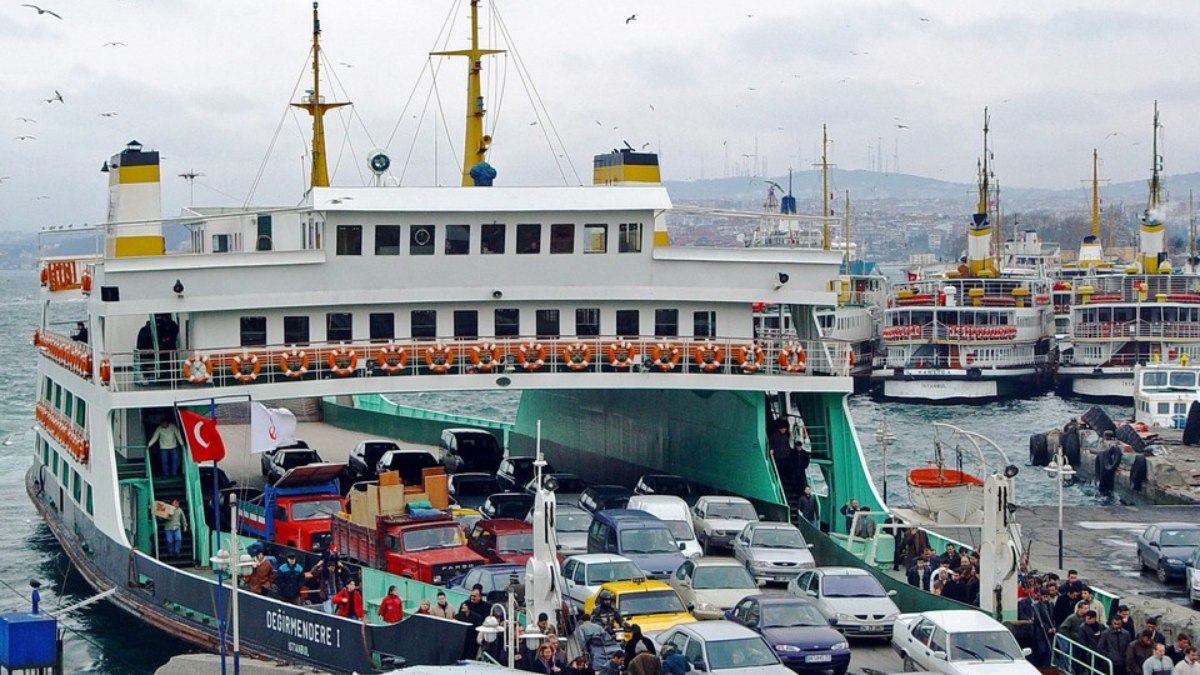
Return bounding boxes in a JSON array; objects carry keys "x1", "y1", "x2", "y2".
[{"x1": 26, "y1": 4, "x2": 898, "y2": 671}]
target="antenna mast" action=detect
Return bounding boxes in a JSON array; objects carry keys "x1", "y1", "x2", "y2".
[
  {"x1": 1091, "y1": 149, "x2": 1101, "y2": 239},
  {"x1": 290, "y1": 2, "x2": 350, "y2": 189},
  {"x1": 820, "y1": 125, "x2": 831, "y2": 251}
]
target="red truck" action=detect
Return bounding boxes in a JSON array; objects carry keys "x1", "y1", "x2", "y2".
[
  {"x1": 237, "y1": 463, "x2": 347, "y2": 552},
  {"x1": 331, "y1": 510, "x2": 486, "y2": 585}
]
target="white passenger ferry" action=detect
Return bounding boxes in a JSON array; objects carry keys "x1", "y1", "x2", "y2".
[{"x1": 1133, "y1": 362, "x2": 1200, "y2": 429}]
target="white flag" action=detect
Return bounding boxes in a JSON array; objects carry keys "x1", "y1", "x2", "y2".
[{"x1": 250, "y1": 402, "x2": 297, "y2": 454}]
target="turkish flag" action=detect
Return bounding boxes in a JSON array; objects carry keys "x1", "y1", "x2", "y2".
[{"x1": 179, "y1": 410, "x2": 227, "y2": 463}]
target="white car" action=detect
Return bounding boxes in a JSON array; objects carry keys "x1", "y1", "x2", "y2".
[
  {"x1": 627, "y1": 494, "x2": 703, "y2": 558},
  {"x1": 654, "y1": 621, "x2": 795, "y2": 675},
  {"x1": 525, "y1": 503, "x2": 590, "y2": 555},
  {"x1": 732, "y1": 521, "x2": 815, "y2": 583},
  {"x1": 692, "y1": 496, "x2": 759, "y2": 553},
  {"x1": 561, "y1": 554, "x2": 645, "y2": 609},
  {"x1": 892, "y1": 610, "x2": 1037, "y2": 674},
  {"x1": 787, "y1": 567, "x2": 900, "y2": 638},
  {"x1": 667, "y1": 557, "x2": 761, "y2": 620}
]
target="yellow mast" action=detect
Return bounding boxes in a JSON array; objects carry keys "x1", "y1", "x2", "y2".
[
  {"x1": 1090, "y1": 149, "x2": 1101, "y2": 239},
  {"x1": 431, "y1": 0, "x2": 504, "y2": 186},
  {"x1": 821, "y1": 124, "x2": 830, "y2": 251},
  {"x1": 967, "y1": 108, "x2": 995, "y2": 277},
  {"x1": 1140, "y1": 101, "x2": 1165, "y2": 273},
  {"x1": 290, "y1": 2, "x2": 350, "y2": 190},
  {"x1": 843, "y1": 190, "x2": 851, "y2": 266}
]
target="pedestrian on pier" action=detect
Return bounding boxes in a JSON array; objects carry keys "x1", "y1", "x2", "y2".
[
  {"x1": 1059, "y1": 601, "x2": 1089, "y2": 640},
  {"x1": 1129, "y1": 630, "x2": 1159, "y2": 675},
  {"x1": 1174, "y1": 647, "x2": 1200, "y2": 674},
  {"x1": 1144, "y1": 643, "x2": 1175, "y2": 675},
  {"x1": 1167, "y1": 635, "x2": 1192, "y2": 664},
  {"x1": 1076, "y1": 610, "x2": 1103, "y2": 654},
  {"x1": 1081, "y1": 587, "x2": 1108, "y2": 625},
  {"x1": 797, "y1": 486, "x2": 818, "y2": 526},
  {"x1": 1144, "y1": 616, "x2": 1166, "y2": 645},
  {"x1": 839, "y1": 499, "x2": 860, "y2": 533},
  {"x1": 1098, "y1": 616, "x2": 1132, "y2": 674},
  {"x1": 1055, "y1": 585, "x2": 1083, "y2": 626}
]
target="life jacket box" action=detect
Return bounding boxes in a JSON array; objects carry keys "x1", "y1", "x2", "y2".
[
  {"x1": 0, "y1": 613, "x2": 57, "y2": 669},
  {"x1": 153, "y1": 500, "x2": 178, "y2": 519}
]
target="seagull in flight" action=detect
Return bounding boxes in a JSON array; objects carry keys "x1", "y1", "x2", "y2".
[
  {"x1": 14, "y1": 135, "x2": 36, "y2": 141},
  {"x1": 44, "y1": 90, "x2": 64, "y2": 104},
  {"x1": 338, "y1": 62, "x2": 352, "y2": 68},
  {"x1": 625, "y1": 14, "x2": 636, "y2": 24},
  {"x1": 1105, "y1": 131, "x2": 1121, "y2": 139},
  {"x1": 919, "y1": 17, "x2": 931, "y2": 22},
  {"x1": 98, "y1": 112, "x2": 118, "y2": 117},
  {"x1": 16, "y1": 117, "x2": 36, "y2": 123},
  {"x1": 895, "y1": 124, "x2": 910, "y2": 129},
  {"x1": 103, "y1": 41, "x2": 126, "y2": 47},
  {"x1": 22, "y1": 4, "x2": 62, "y2": 19}
]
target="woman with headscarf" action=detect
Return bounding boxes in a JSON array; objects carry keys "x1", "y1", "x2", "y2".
[{"x1": 624, "y1": 624, "x2": 656, "y2": 663}]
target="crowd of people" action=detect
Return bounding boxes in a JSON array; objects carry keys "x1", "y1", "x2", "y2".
[{"x1": 900, "y1": 538, "x2": 985, "y2": 607}]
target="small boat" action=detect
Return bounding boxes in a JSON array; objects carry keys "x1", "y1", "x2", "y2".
[{"x1": 907, "y1": 424, "x2": 1004, "y2": 524}]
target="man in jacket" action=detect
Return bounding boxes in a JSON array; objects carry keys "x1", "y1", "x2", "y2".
[
  {"x1": 1018, "y1": 585, "x2": 1055, "y2": 667},
  {"x1": 1128, "y1": 630, "x2": 1158, "y2": 675},
  {"x1": 1167, "y1": 635, "x2": 1193, "y2": 664},
  {"x1": 1059, "y1": 601, "x2": 1089, "y2": 642},
  {"x1": 244, "y1": 548, "x2": 275, "y2": 596},
  {"x1": 1081, "y1": 587, "x2": 1108, "y2": 624},
  {"x1": 331, "y1": 579, "x2": 364, "y2": 619},
  {"x1": 1077, "y1": 611, "x2": 1103, "y2": 654},
  {"x1": 1098, "y1": 616, "x2": 1133, "y2": 674},
  {"x1": 1055, "y1": 586, "x2": 1083, "y2": 626},
  {"x1": 274, "y1": 553, "x2": 305, "y2": 604},
  {"x1": 1174, "y1": 647, "x2": 1200, "y2": 675},
  {"x1": 796, "y1": 486, "x2": 818, "y2": 526},
  {"x1": 430, "y1": 590, "x2": 455, "y2": 619},
  {"x1": 1143, "y1": 643, "x2": 1174, "y2": 675},
  {"x1": 907, "y1": 558, "x2": 932, "y2": 591}
]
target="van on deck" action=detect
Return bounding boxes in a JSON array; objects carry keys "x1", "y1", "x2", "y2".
[{"x1": 587, "y1": 508, "x2": 686, "y2": 580}]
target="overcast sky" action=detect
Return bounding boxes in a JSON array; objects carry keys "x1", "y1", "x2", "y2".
[{"x1": 2, "y1": 0, "x2": 1198, "y2": 231}]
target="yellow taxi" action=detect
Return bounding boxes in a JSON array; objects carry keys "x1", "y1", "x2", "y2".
[
  {"x1": 582, "y1": 579, "x2": 698, "y2": 635},
  {"x1": 449, "y1": 507, "x2": 483, "y2": 535}
]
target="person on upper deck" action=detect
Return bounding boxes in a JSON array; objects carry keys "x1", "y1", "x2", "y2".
[{"x1": 148, "y1": 418, "x2": 183, "y2": 478}]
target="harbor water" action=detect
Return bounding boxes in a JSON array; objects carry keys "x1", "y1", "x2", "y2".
[{"x1": 0, "y1": 270, "x2": 1132, "y2": 672}]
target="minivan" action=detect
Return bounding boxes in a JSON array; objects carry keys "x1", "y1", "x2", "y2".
[
  {"x1": 627, "y1": 495, "x2": 702, "y2": 559},
  {"x1": 586, "y1": 509, "x2": 686, "y2": 580},
  {"x1": 440, "y1": 428, "x2": 504, "y2": 473}
]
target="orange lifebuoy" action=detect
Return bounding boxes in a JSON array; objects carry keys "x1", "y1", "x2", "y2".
[
  {"x1": 327, "y1": 347, "x2": 358, "y2": 376},
  {"x1": 470, "y1": 342, "x2": 502, "y2": 372},
  {"x1": 693, "y1": 340, "x2": 723, "y2": 373},
  {"x1": 231, "y1": 351, "x2": 261, "y2": 383},
  {"x1": 32, "y1": 331, "x2": 41, "y2": 347},
  {"x1": 39, "y1": 267, "x2": 48, "y2": 287},
  {"x1": 778, "y1": 343, "x2": 807, "y2": 373},
  {"x1": 424, "y1": 343, "x2": 454, "y2": 374},
  {"x1": 81, "y1": 270, "x2": 92, "y2": 294},
  {"x1": 182, "y1": 353, "x2": 212, "y2": 384},
  {"x1": 607, "y1": 341, "x2": 637, "y2": 369},
  {"x1": 99, "y1": 358, "x2": 111, "y2": 384},
  {"x1": 279, "y1": 348, "x2": 309, "y2": 379},
  {"x1": 650, "y1": 342, "x2": 681, "y2": 372},
  {"x1": 738, "y1": 343, "x2": 765, "y2": 373},
  {"x1": 516, "y1": 342, "x2": 546, "y2": 372},
  {"x1": 376, "y1": 343, "x2": 408, "y2": 374},
  {"x1": 562, "y1": 342, "x2": 591, "y2": 371}
]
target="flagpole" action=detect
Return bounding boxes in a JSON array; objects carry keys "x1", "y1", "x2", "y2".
[{"x1": 208, "y1": 399, "x2": 228, "y2": 675}]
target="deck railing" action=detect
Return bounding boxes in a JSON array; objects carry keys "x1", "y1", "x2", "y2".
[
  {"x1": 92, "y1": 335, "x2": 850, "y2": 392},
  {"x1": 1052, "y1": 633, "x2": 1111, "y2": 675},
  {"x1": 1073, "y1": 320, "x2": 1200, "y2": 340}
]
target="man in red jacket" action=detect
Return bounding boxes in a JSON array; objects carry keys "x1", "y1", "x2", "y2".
[
  {"x1": 378, "y1": 585, "x2": 404, "y2": 623},
  {"x1": 331, "y1": 580, "x2": 364, "y2": 620}
]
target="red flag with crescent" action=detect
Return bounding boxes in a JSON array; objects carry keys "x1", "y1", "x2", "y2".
[{"x1": 179, "y1": 410, "x2": 227, "y2": 463}]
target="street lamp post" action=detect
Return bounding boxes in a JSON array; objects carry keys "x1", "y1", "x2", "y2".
[
  {"x1": 875, "y1": 418, "x2": 896, "y2": 504},
  {"x1": 1043, "y1": 445, "x2": 1076, "y2": 570},
  {"x1": 209, "y1": 549, "x2": 230, "y2": 675}
]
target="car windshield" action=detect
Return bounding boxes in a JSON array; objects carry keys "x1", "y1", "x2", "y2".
[
  {"x1": 664, "y1": 520, "x2": 695, "y2": 541},
  {"x1": 457, "y1": 434, "x2": 499, "y2": 454},
  {"x1": 652, "y1": 479, "x2": 696, "y2": 497},
  {"x1": 383, "y1": 453, "x2": 439, "y2": 482},
  {"x1": 551, "y1": 477, "x2": 588, "y2": 494},
  {"x1": 692, "y1": 566, "x2": 757, "y2": 590},
  {"x1": 402, "y1": 525, "x2": 465, "y2": 552},
  {"x1": 586, "y1": 561, "x2": 644, "y2": 585},
  {"x1": 363, "y1": 442, "x2": 398, "y2": 466},
  {"x1": 706, "y1": 502, "x2": 756, "y2": 520},
  {"x1": 280, "y1": 451, "x2": 321, "y2": 469},
  {"x1": 498, "y1": 533, "x2": 534, "y2": 553},
  {"x1": 620, "y1": 528, "x2": 678, "y2": 554},
  {"x1": 290, "y1": 499, "x2": 343, "y2": 521},
  {"x1": 1161, "y1": 529, "x2": 1200, "y2": 546},
  {"x1": 492, "y1": 499, "x2": 533, "y2": 519},
  {"x1": 483, "y1": 569, "x2": 525, "y2": 593},
  {"x1": 617, "y1": 590, "x2": 686, "y2": 616},
  {"x1": 706, "y1": 637, "x2": 780, "y2": 669},
  {"x1": 557, "y1": 512, "x2": 591, "y2": 533},
  {"x1": 454, "y1": 513, "x2": 483, "y2": 531},
  {"x1": 509, "y1": 461, "x2": 536, "y2": 483},
  {"x1": 762, "y1": 602, "x2": 827, "y2": 628},
  {"x1": 948, "y1": 630, "x2": 1023, "y2": 662},
  {"x1": 821, "y1": 574, "x2": 886, "y2": 597},
  {"x1": 752, "y1": 528, "x2": 806, "y2": 549},
  {"x1": 453, "y1": 478, "x2": 496, "y2": 496}
]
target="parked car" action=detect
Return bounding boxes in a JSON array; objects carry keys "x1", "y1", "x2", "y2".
[
  {"x1": 467, "y1": 519, "x2": 535, "y2": 565},
  {"x1": 654, "y1": 621, "x2": 796, "y2": 675},
  {"x1": 260, "y1": 439, "x2": 309, "y2": 476},
  {"x1": 450, "y1": 507, "x2": 484, "y2": 535},
  {"x1": 447, "y1": 563, "x2": 526, "y2": 605},
  {"x1": 1189, "y1": 545, "x2": 1200, "y2": 607},
  {"x1": 264, "y1": 446, "x2": 325, "y2": 485},
  {"x1": 582, "y1": 580, "x2": 697, "y2": 635},
  {"x1": 667, "y1": 557, "x2": 760, "y2": 620},
  {"x1": 787, "y1": 568, "x2": 900, "y2": 638},
  {"x1": 524, "y1": 473, "x2": 590, "y2": 504},
  {"x1": 587, "y1": 509, "x2": 686, "y2": 580},
  {"x1": 562, "y1": 554, "x2": 646, "y2": 609},
  {"x1": 449, "y1": 472, "x2": 502, "y2": 510},
  {"x1": 375, "y1": 449, "x2": 441, "y2": 486},
  {"x1": 346, "y1": 439, "x2": 401, "y2": 482},
  {"x1": 892, "y1": 610, "x2": 1036, "y2": 674},
  {"x1": 480, "y1": 492, "x2": 535, "y2": 520},
  {"x1": 497, "y1": 457, "x2": 552, "y2": 491},
  {"x1": 439, "y1": 428, "x2": 504, "y2": 474},
  {"x1": 725, "y1": 595, "x2": 851, "y2": 675},
  {"x1": 578, "y1": 485, "x2": 635, "y2": 513},
  {"x1": 635, "y1": 474, "x2": 703, "y2": 504},
  {"x1": 692, "y1": 496, "x2": 760, "y2": 553},
  {"x1": 732, "y1": 522, "x2": 815, "y2": 583},
  {"x1": 526, "y1": 503, "x2": 591, "y2": 555},
  {"x1": 628, "y1": 495, "x2": 703, "y2": 559},
  {"x1": 1136, "y1": 522, "x2": 1200, "y2": 583}
]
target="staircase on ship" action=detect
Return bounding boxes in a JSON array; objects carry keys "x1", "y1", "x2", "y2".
[{"x1": 116, "y1": 440, "x2": 195, "y2": 568}]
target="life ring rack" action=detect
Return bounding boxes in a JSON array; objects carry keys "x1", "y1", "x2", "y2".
[
  {"x1": 376, "y1": 343, "x2": 408, "y2": 374},
  {"x1": 562, "y1": 342, "x2": 591, "y2": 371},
  {"x1": 279, "y1": 348, "x2": 309, "y2": 379},
  {"x1": 693, "y1": 340, "x2": 724, "y2": 373},
  {"x1": 327, "y1": 346, "x2": 358, "y2": 377},
  {"x1": 231, "y1": 351, "x2": 261, "y2": 383},
  {"x1": 470, "y1": 342, "x2": 502, "y2": 372},
  {"x1": 516, "y1": 342, "x2": 546, "y2": 372},
  {"x1": 425, "y1": 343, "x2": 454, "y2": 374}
]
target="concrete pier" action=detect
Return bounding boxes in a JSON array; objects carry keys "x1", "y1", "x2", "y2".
[
  {"x1": 155, "y1": 653, "x2": 329, "y2": 674},
  {"x1": 1045, "y1": 425, "x2": 1200, "y2": 506}
]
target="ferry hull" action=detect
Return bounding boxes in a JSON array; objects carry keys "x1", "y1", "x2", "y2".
[
  {"x1": 1060, "y1": 369, "x2": 1135, "y2": 401},
  {"x1": 876, "y1": 369, "x2": 1044, "y2": 402}
]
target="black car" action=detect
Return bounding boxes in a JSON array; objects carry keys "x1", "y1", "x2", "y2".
[
  {"x1": 497, "y1": 457, "x2": 553, "y2": 491},
  {"x1": 346, "y1": 439, "x2": 401, "y2": 482},
  {"x1": 449, "y1": 472, "x2": 502, "y2": 510},
  {"x1": 265, "y1": 447, "x2": 325, "y2": 485},
  {"x1": 440, "y1": 428, "x2": 504, "y2": 474},
  {"x1": 446, "y1": 564, "x2": 527, "y2": 605},
  {"x1": 375, "y1": 450, "x2": 441, "y2": 486},
  {"x1": 260, "y1": 439, "x2": 310, "y2": 477},
  {"x1": 577, "y1": 485, "x2": 634, "y2": 513},
  {"x1": 634, "y1": 473, "x2": 702, "y2": 505},
  {"x1": 479, "y1": 492, "x2": 535, "y2": 520}
]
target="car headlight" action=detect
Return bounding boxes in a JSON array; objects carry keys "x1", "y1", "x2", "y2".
[
  {"x1": 835, "y1": 612, "x2": 855, "y2": 621},
  {"x1": 883, "y1": 613, "x2": 899, "y2": 621},
  {"x1": 774, "y1": 644, "x2": 802, "y2": 653},
  {"x1": 751, "y1": 560, "x2": 772, "y2": 569},
  {"x1": 432, "y1": 575, "x2": 443, "y2": 584},
  {"x1": 696, "y1": 602, "x2": 717, "y2": 612},
  {"x1": 1166, "y1": 558, "x2": 1184, "y2": 565},
  {"x1": 832, "y1": 642, "x2": 848, "y2": 651}
]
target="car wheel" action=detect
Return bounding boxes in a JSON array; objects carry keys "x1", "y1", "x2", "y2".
[
  {"x1": 902, "y1": 654, "x2": 917, "y2": 672},
  {"x1": 1137, "y1": 551, "x2": 1146, "y2": 571},
  {"x1": 1157, "y1": 562, "x2": 1169, "y2": 584}
]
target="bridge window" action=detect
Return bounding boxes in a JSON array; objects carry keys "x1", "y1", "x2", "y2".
[
  {"x1": 617, "y1": 310, "x2": 640, "y2": 337},
  {"x1": 212, "y1": 234, "x2": 235, "y2": 253},
  {"x1": 445, "y1": 225, "x2": 470, "y2": 255},
  {"x1": 454, "y1": 311, "x2": 479, "y2": 339},
  {"x1": 256, "y1": 214, "x2": 273, "y2": 251},
  {"x1": 240, "y1": 317, "x2": 267, "y2": 347},
  {"x1": 375, "y1": 225, "x2": 401, "y2": 255},
  {"x1": 550, "y1": 224, "x2": 575, "y2": 254},
  {"x1": 619, "y1": 223, "x2": 643, "y2": 253},
  {"x1": 655, "y1": 309, "x2": 679, "y2": 337},
  {"x1": 336, "y1": 225, "x2": 362, "y2": 255},
  {"x1": 74, "y1": 398, "x2": 86, "y2": 427},
  {"x1": 576, "y1": 308, "x2": 600, "y2": 336},
  {"x1": 694, "y1": 311, "x2": 716, "y2": 337},
  {"x1": 370, "y1": 313, "x2": 395, "y2": 341},
  {"x1": 410, "y1": 225, "x2": 435, "y2": 255},
  {"x1": 584, "y1": 224, "x2": 608, "y2": 254},
  {"x1": 536, "y1": 310, "x2": 560, "y2": 339},
  {"x1": 327, "y1": 312, "x2": 353, "y2": 342},
  {"x1": 482, "y1": 224, "x2": 506, "y2": 254},
  {"x1": 518, "y1": 224, "x2": 542, "y2": 254},
  {"x1": 495, "y1": 309, "x2": 520, "y2": 337},
  {"x1": 411, "y1": 310, "x2": 437, "y2": 339},
  {"x1": 284, "y1": 316, "x2": 310, "y2": 345}
]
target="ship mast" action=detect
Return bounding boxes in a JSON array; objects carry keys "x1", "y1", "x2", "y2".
[
  {"x1": 821, "y1": 124, "x2": 831, "y2": 251},
  {"x1": 843, "y1": 190, "x2": 851, "y2": 266},
  {"x1": 1091, "y1": 149, "x2": 1101, "y2": 239},
  {"x1": 432, "y1": 0, "x2": 504, "y2": 187},
  {"x1": 290, "y1": 2, "x2": 350, "y2": 190},
  {"x1": 967, "y1": 108, "x2": 995, "y2": 277},
  {"x1": 1139, "y1": 101, "x2": 1166, "y2": 273}
]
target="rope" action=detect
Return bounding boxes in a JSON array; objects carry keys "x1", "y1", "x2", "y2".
[{"x1": 245, "y1": 46, "x2": 313, "y2": 206}]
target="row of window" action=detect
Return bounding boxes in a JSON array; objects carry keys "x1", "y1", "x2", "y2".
[
  {"x1": 240, "y1": 308, "x2": 719, "y2": 346},
  {"x1": 41, "y1": 376, "x2": 87, "y2": 428},
  {"x1": 38, "y1": 435, "x2": 93, "y2": 516},
  {"x1": 335, "y1": 222, "x2": 644, "y2": 257}
]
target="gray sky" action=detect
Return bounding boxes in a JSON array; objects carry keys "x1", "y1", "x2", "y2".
[{"x1": 3, "y1": 0, "x2": 1198, "y2": 231}]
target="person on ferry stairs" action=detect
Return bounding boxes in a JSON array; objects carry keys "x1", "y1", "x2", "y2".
[
  {"x1": 839, "y1": 498, "x2": 860, "y2": 532},
  {"x1": 797, "y1": 485, "x2": 818, "y2": 526},
  {"x1": 156, "y1": 498, "x2": 187, "y2": 555},
  {"x1": 768, "y1": 419, "x2": 793, "y2": 478},
  {"x1": 148, "y1": 418, "x2": 184, "y2": 477}
]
